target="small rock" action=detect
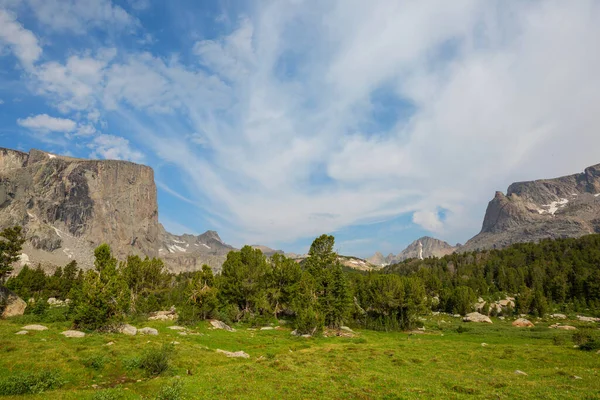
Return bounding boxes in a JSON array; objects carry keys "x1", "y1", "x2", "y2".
[
  {"x1": 22, "y1": 324, "x2": 48, "y2": 331},
  {"x1": 178, "y1": 331, "x2": 188, "y2": 336},
  {"x1": 555, "y1": 325, "x2": 577, "y2": 330},
  {"x1": 168, "y1": 326, "x2": 186, "y2": 331},
  {"x1": 119, "y1": 324, "x2": 137, "y2": 336},
  {"x1": 139, "y1": 327, "x2": 158, "y2": 336},
  {"x1": 340, "y1": 326, "x2": 354, "y2": 333},
  {"x1": 171, "y1": 341, "x2": 180, "y2": 345},
  {"x1": 577, "y1": 315, "x2": 600, "y2": 323},
  {"x1": 210, "y1": 320, "x2": 235, "y2": 332},
  {"x1": 91, "y1": 384, "x2": 99, "y2": 389},
  {"x1": 290, "y1": 330, "x2": 298, "y2": 336},
  {"x1": 105, "y1": 341, "x2": 115, "y2": 346},
  {"x1": 498, "y1": 316, "x2": 505, "y2": 320},
  {"x1": 301, "y1": 334, "x2": 312, "y2": 338},
  {"x1": 515, "y1": 370, "x2": 528, "y2": 376},
  {"x1": 260, "y1": 327, "x2": 274, "y2": 331},
  {"x1": 216, "y1": 349, "x2": 250, "y2": 358},
  {"x1": 572, "y1": 375, "x2": 582, "y2": 380},
  {"x1": 512, "y1": 318, "x2": 534, "y2": 328},
  {"x1": 15, "y1": 330, "x2": 28, "y2": 335},
  {"x1": 481, "y1": 343, "x2": 488, "y2": 347},
  {"x1": 550, "y1": 313, "x2": 567, "y2": 319},
  {"x1": 61, "y1": 330, "x2": 85, "y2": 338}
]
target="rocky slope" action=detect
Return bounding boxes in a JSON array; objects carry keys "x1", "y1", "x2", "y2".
[
  {"x1": 462, "y1": 163, "x2": 600, "y2": 251},
  {"x1": 0, "y1": 148, "x2": 234, "y2": 272},
  {"x1": 367, "y1": 236, "x2": 458, "y2": 266}
]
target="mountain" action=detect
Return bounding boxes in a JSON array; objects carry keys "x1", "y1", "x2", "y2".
[
  {"x1": 0, "y1": 148, "x2": 233, "y2": 272},
  {"x1": 462, "y1": 163, "x2": 600, "y2": 251},
  {"x1": 367, "y1": 236, "x2": 458, "y2": 266},
  {"x1": 250, "y1": 245, "x2": 284, "y2": 257}
]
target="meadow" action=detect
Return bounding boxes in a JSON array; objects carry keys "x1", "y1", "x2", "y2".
[{"x1": 0, "y1": 315, "x2": 598, "y2": 399}]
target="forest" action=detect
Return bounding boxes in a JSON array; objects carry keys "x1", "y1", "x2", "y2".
[{"x1": 2, "y1": 226, "x2": 600, "y2": 334}]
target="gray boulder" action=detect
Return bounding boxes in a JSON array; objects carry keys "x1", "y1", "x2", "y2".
[
  {"x1": 216, "y1": 349, "x2": 249, "y2": 358},
  {"x1": 1, "y1": 287, "x2": 26, "y2": 318},
  {"x1": 210, "y1": 320, "x2": 235, "y2": 332},
  {"x1": 463, "y1": 312, "x2": 493, "y2": 324},
  {"x1": 139, "y1": 327, "x2": 158, "y2": 335},
  {"x1": 22, "y1": 324, "x2": 48, "y2": 331},
  {"x1": 61, "y1": 330, "x2": 85, "y2": 338},
  {"x1": 118, "y1": 324, "x2": 137, "y2": 336},
  {"x1": 15, "y1": 330, "x2": 28, "y2": 335}
]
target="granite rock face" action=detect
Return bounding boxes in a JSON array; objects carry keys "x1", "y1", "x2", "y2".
[
  {"x1": 0, "y1": 147, "x2": 234, "y2": 272},
  {"x1": 0, "y1": 148, "x2": 159, "y2": 269},
  {"x1": 462, "y1": 163, "x2": 600, "y2": 251}
]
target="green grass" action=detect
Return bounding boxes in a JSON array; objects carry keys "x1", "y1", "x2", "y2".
[{"x1": 0, "y1": 316, "x2": 599, "y2": 399}]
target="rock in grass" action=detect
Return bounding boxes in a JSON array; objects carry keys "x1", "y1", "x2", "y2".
[
  {"x1": 216, "y1": 349, "x2": 250, "y2": 358},
  {"x1": 515, "y1": 370, "x2": 528, "y2": 376},
  {"x1": 139, "y1": 327, "x2": 158, "y2": 335},
  {"x1": 577, "y1": 315, "x2": 600, "y2": 322},
  {"x1": 1, "y1": 287, "x2": 26, "y2": 318},
  {"x1": 550, "y1": 313, "x2": 567, "y2": 319},
  {"x1": 512, "y1": 318, "x2": 534, "y2": 327},
  {"x1": 463, "y1": 312, "x2": 492, "y2": 324},
  {"x1": 550, "y1": 324, "x2": 576, "y2": 330},
  {"x1": 118, "y1": 324, "x2": 137, "y2": 335},
  {"x1": 340, "y1": 326, "x2": 354, "y2": 333},
  {"x1": 15, "y1": 330, "x2": 28, "y2": 335},
  {"x1": 260, "y1": 327, "x2": 274, "y2": 331},
  {"x1": 61, "y1": 330, "x2": 85, "y2": 338},
  {"x1": 168, "y1": 326, "x2": 187, "y2": 330},
  {"x1": 22, "y1": 324, "x2": 48, "y2": 331},
  {"x1": 210, "y1": 320, "x2": 235, "y2": 332}
]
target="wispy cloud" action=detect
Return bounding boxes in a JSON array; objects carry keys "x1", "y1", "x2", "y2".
[{"x1": 1, "y1": 0, "x2": 599, "y2": 250}]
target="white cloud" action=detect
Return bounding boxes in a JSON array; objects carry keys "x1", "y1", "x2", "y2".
[
  {"x1": 88, "y1": 134, "x2": 144, "y2": 162},
  {"x1": 17, "y1": 114, "x2": 76, "y2": 132},
  {"x1": 0, "y1": 9, "x2": 42, "y2": 68},
  {"x1": 10, "y1": 1, "x2": 600, "y2": 248},
  {"x1": 25, "y1": 0, "x2": 137, "y2": 34}
]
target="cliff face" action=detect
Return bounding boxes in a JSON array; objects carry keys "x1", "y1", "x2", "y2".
[
  {"x1": 462, "y1": 163, "x2": 600, "y2": 251},
  {"x1": 0, "y1": 148, "x2": 159, "y2": 269}
]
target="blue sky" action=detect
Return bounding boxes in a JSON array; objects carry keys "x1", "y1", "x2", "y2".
[{"x1": 1, "y1": 0, "x2": 600, "y2": 257}]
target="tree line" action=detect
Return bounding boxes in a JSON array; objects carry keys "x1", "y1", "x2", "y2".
[{"x1": 2, "y1": 225, "x2": 600, "y2": 333}]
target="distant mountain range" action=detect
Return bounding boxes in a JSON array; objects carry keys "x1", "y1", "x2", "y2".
[{"x1": 2, "y1": 147, "x2": 599, "y2": 272}]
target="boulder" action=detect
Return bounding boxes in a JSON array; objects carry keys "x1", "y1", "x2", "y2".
[
  {"x1": 512, "y1": 318, "x2": 534, "y2": 327},
  {"x1": 515, "y1": 370, "x2": 528, "y2": 376},
  {"x1": 148, "y1": 308, "x2": 178, "y2": 321},
  {"x1": 577, "y1": 315, "x2": 600, "y2": 323},
  {"x1": 168, "y1": 326, "x2": 187, "y2": 331},
  {"x1": 15, "y1": 330, "x2": 28, "y2": 335},
  {"x1": 216, "y1": 349, "x2": 250, "y2": 358},
  {"x1": 1, "y1": 287, "x2": 27, "y2": 318},
  {"x1": 22, "y1": 324, "x2": 48, "y2": 331},
  {"x1": 210, "y1": 320, "x2": 235, "y2": 332},
  {"x1": 139, "y1": 327, "x2": 158, "y2": 335},
  {"x1": 61, "y1": 330, "x2": 85, "y2": 338},
  {"x1": 550, "y1": 313, "x2": 567, "y2": 319},
  {"x1": 463, "y1": 312, "x2": 493, "y2": 323},
  {"x1": 260, "y1": 327, "x2": 274, "y2": 331},
  {"x1": 118, "y1": 324, "x2": 137, "y2": 336}
]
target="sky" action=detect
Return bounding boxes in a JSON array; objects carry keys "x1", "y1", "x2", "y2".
[{"x1": 1, "y1": 0, "x2": 600, "y2": 258}]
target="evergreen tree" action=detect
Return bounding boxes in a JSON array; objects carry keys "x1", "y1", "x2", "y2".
[{"x1": 0, "y1": 226, "x2": 26, "y2": 281}]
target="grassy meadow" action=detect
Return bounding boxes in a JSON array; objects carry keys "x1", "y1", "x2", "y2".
[{"x1": 0, "y1": 315, "x2": 599, "y2": 399}]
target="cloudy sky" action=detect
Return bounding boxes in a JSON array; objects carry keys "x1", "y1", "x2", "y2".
[{"x1": 1, "y1": 0, "x2": 599, "y2": 257}]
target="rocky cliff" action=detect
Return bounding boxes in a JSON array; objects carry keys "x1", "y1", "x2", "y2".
[
  {"x1": 0, "y1": 148, "x2": 233, "y2": 272},
  {"x1": 367, "y1": 236, "x2": 458, "y2": 265},
  {"x1": 462, "y1": 163, "x2": 600, "y2": 251}
]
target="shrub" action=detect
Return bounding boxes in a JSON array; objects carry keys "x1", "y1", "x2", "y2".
[
  {"x1": 0, "y1": 370, "x2": 63, "y2": 395},
  {"x1": 82, "y1": 354, "x2": 107, "y2": 370},
  {"x1": 140, "y1": 344, "x2": 174, "y2": 376},
  {"x1": 92, "y1": 388, "x2": 126, "y2": 400},
  {"x1": 155, "y1": 379, "x2": 185, "y2": 400},
  {"x1": 122, "y1": 356, "x2": 141, "y2": 371},
  {"x1": 456, "y1": 325, "x2": 470, "y2": 334}
]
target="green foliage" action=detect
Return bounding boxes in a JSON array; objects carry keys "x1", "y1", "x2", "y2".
[
  {"x1": 448, "y1": 286, "x2": 476, "y2": 316},
  {"x1": 82, "y1": 354, "x2": 108, "y2": 370},
  {"x1": 155, "y1": 379, "x2": 185, "y2": 400},
  {"x1": 0, "y1": 226, "x2": 26, "y2": 281},
  {"x1": 92, "y1": 389, "x2": 126, "y2": 400},
  {"x1": 72, "y1": 244, "x2": 130, "y2": 330},
  {"x1": 0, "y1": 370, "x2": 63, "y2": 395},
  {"x1": 573, "y1": 330, "x2": 600, "y2": 351},
  {"x1": 139, "y1": 343, "x2": 175, "y2": 376}
]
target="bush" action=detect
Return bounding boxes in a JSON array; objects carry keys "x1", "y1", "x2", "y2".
[
  {"x1": 155, "y1": 379, "x2": 185, "y2": 400},
  {"x1": 456, "y1": 325, "x2": 470, "y2": 334},
  {"x1": 82, "y1": 354, "x2": 107, "y2": 370},
  {"x1": 122, "y1": 356, "x2": 141, "y2": 371},
  {"x1": 0, "y1": 370, "x2": 63, "y2": 395},
  {"x1": 139, "y1": 344, "x2": 174, "y2": 376},
  {"x1": 572, "y1": 330, "x2": 600, "y2": 351}
]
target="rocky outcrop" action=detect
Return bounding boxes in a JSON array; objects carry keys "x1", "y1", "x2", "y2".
[
  {"x1": 368, "y1": 237, "x2": 459, "y2": 266},
  {"x1": 0, "y1": 286, "x2": 26, "y2": 318},
  {"x1": 0, "y1": 147, "x2": 236, "y2": 272},
  {"x1": 463, "y1": 312, "x2": 492, "y2": 323},
  {"x1": 462, "y1": 163, "x2": 600, "y2": 251}
]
